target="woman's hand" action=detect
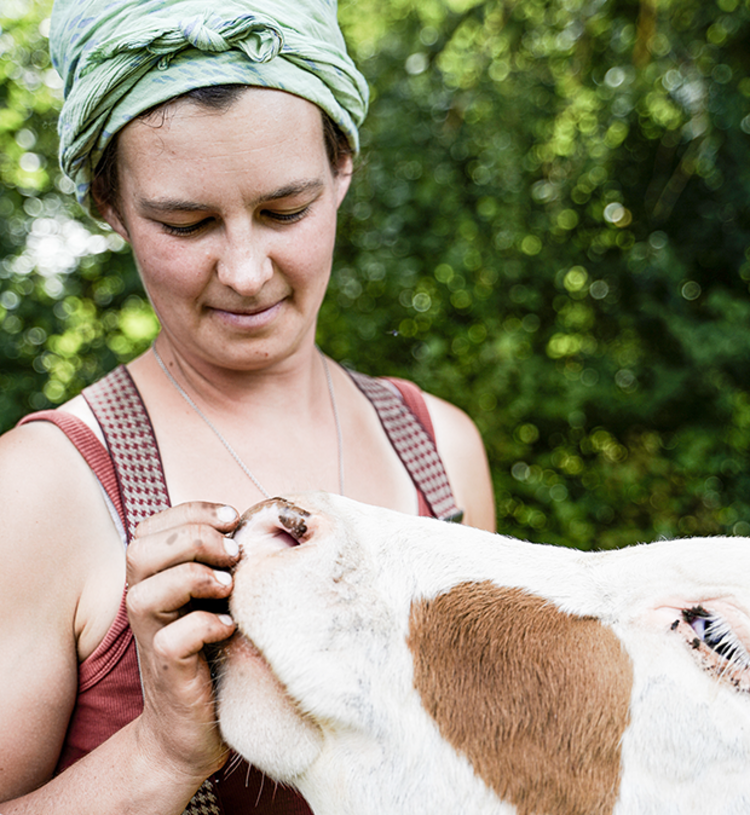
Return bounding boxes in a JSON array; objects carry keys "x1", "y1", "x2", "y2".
[{"x1": 124, "y1": 501, "x2": 241, "y2": 783}]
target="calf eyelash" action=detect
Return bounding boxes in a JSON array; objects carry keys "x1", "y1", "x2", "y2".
[
  {"x1": 673, "y1": 606, "x2": 750, "y2": 692},
  {"x1": 688, "y1": 607, "x2": 749, "y2": 663}
]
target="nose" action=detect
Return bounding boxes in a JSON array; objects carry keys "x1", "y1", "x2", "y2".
[
  {"x1": 233, "y1": 498, "x2": 315, "y2": 556},
  {"x1": 215, "y1": 225, "x2": 275, "y2": 295},
  {"x1": 236, "y1": 498, "x2": 313, "y2": 541}
]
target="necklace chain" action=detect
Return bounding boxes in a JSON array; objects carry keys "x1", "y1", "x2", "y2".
[{"x1": 152, "y1": 345, "x2": 344, "y2": 499}]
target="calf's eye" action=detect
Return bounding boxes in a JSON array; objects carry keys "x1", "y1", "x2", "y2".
[{"x1": 676, "y1": 605, "x2": 750, "y2": 692}]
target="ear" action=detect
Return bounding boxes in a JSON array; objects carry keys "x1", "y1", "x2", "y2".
[
  {"x1": 91, "y1": 183, "x2": 130, "y2": 242},
  {"x1": 100, "y1": 206, "x2": 130, "y2": 241},
  {"x1": 98, "y1": 203, "x2": 130, "y2": 241},
  {"x1": 333, "y1": 154, "x2": 353, "y2": 209}
]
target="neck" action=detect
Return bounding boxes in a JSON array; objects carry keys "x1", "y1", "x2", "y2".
[
  {"x1": 143, "y1": 334, "x2": 344, "y2": 498},
  {"x1": 149, "y1": 333, "x2": 325, "y2": 415}
]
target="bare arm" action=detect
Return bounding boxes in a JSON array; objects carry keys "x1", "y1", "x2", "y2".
[
  {"x1": 423, "y1": 393, "x2": 496, "y2": 532},
  {"x1": 0, "y1": 424, "x2": 90, "y2": 799},
  {"x1": 0, "y1": 423, "x2": 240, "y2": 813}
]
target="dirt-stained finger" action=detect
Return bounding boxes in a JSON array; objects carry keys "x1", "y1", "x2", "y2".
[
  {"x1": 126, "y1": 560, "x2": 234, "y2": 634},
  {"x1": 134, "y1": 502, "x2": 239, "y2": 539},
  {"x1": 149, "y1": 608, "x2": 237, "y2": 665},
  {"x1": 127, "y1": 521, "x2": 239, "y2": 587}
]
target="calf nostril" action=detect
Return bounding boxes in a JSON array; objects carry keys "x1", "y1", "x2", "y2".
[
  {"x1": 233, "y1": 498, "x2": 314, "y2": 551},
  {"x1": 275, "y1": 530, "x2": 300, "y2": 548},
  {"x1": 277, "y1": 501, "x2": 312, "y2": 542}
]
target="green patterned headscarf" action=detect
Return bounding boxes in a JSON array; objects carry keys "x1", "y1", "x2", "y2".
[{"x1": 49, "y1": 0, "x2": 369, "y2": 211}]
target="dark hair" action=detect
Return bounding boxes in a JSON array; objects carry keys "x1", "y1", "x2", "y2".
[{"x1": 92, "y1": 84, "x2": 353, "y2": 218}]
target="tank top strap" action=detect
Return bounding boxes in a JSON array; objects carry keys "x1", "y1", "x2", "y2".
[
  {"x1": 345, "y1": 369, "x2": 463, "y2": 523},
  {"x1": 17, "y1": 408, "x2": 124, "y2": 523},
  {"x1": 83, "y1": 365, "x2": 171, "y2": 541},
  {"x1": 83, "y1": 366, "x2": 225, "y2": 815}
]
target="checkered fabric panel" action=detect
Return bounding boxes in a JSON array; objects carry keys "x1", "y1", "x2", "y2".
[
  {"x1": 83, "y1": 365, "x2": 171, "y2": 540},
  {"x1": 182, "y1": 779, "x2": 222, "y2": 815},
  {"x1": 347, "y1": 371, "x2": 461, "y2": 521}
]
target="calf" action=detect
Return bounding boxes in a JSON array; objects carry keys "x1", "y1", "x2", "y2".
[{"x1": 217, "y1": 493, "x2": 750, "y2": 815}]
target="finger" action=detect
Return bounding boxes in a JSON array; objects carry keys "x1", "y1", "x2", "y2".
[
  {"x1": 127, "y1": 561, "x2": 234, "y2": 634},
  {"x1": 149, "y1": 610, "x2": 237, "y2": 670},
  {"x1": 139, "y1": 607, "x2": 235, "y2": 726},
  {"x1": 138, "y1": 611, "x2": 236, "y2": 773},
  {"x1": 135, "y1": 502, "x2": 240, "y2": 539},
  {"x1": 127, "y1": 522, "x2": 240, "y2": 586}
]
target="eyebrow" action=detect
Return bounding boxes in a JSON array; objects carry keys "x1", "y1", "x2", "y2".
[{"x1": 136, "y1": 179, "x2": 326, "y2": 214}]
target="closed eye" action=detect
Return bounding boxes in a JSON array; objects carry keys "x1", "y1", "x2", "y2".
[
  {"x1": 161, "y1": 218, "x2": 213, "y2": 236},
  {"x1": 263, "y1": 206, "x2": 311, "y2": 224},
  {"x1": 160, "y1": 208, "x2": 310, "y2": 234}
]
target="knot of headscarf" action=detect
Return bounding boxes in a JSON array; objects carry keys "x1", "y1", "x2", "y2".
[
  {"x1": 176, "y1": 14, "x2": 274, "y2": 54},
  {"x1": 84, "y1": 13, "x2": 282, "y2": 70},
  {"x1": 50, "y1": 0, "x2": 369, "y2": 212}
]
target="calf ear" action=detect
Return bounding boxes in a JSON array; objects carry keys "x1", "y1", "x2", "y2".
[{"x1": 408, "y1": 583, "x2": 633, "y2": 815}]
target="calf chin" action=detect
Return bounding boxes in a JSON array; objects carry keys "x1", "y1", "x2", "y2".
[{"x1": 217, "y1": 635, "x2": 323, "y2": 781}]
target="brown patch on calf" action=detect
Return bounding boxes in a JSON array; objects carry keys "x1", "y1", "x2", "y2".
[{"x1": 408, "y1": 583, "x2": 633, "y2": 815}]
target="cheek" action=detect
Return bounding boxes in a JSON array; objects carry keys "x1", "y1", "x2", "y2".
[
  {"x1": 286, "y1": 213, "x2": 338, "y2": 290},
  {"x1": 133, "y1": 238, "x2": 210, "y2": 299}
]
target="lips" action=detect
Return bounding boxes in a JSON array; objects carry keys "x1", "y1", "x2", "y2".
[
  {"x1": 208, "y1": 299, "x2": 285, "y2": 328},
  {"x1": 209, "y1": 299, "x2": 279, "y2": 316}
]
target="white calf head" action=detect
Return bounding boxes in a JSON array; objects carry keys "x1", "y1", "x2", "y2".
[{"x1": 217, "y1": 493, "x2": 750, "y2": 815}]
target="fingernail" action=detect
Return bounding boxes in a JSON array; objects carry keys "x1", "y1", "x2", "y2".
[
  {"x1": 218, "y1": 614, "x2": 234, "y2": 626},
  {"x1": 214, "y1": 570, "x2": 232, "y2": 586},
  {"x1": 224, "y1": 537, "x2": 239, "y2": 557},
  {"x1": 217, "y1": 505, "x2": 238, "y2": 523}
]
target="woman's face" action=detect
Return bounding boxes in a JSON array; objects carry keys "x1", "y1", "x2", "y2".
[{"x1": 101, "y1": 88, "x2": 352, "y2": 372}]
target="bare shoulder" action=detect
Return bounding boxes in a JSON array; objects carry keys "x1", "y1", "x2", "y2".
[
  {"x1": 0, "y1": 416, "x2": 123, "y2": 639},
  {"x1": 422, "y1": 392, "x2": 496, "y2": 532},
  {"x1": 0, "y1": 419, "x2": 119, "y2": 798},
  {"x1": 0, "y1": 417, "x2": 104, "y2": 538}
]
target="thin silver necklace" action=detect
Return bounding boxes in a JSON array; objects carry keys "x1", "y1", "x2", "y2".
[{"x1": 152, "y1": 345, "x2": 344, "y2": 498}]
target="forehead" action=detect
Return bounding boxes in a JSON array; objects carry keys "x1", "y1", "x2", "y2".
[{"x1": 115, "y1": 88, "x2": 330, "y2": 197}]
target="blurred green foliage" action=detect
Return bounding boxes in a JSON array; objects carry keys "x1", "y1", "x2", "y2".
[
  {"x1": 0, "y1": 0, "x2": 158, "y2": 414},
  {"x1": 2, "y1": 0, "x2": 750, "y2": 548}
]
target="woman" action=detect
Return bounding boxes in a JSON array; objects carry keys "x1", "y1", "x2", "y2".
[{"x1": 0, "y1": 1, "x2": 495, "y2": 813}]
